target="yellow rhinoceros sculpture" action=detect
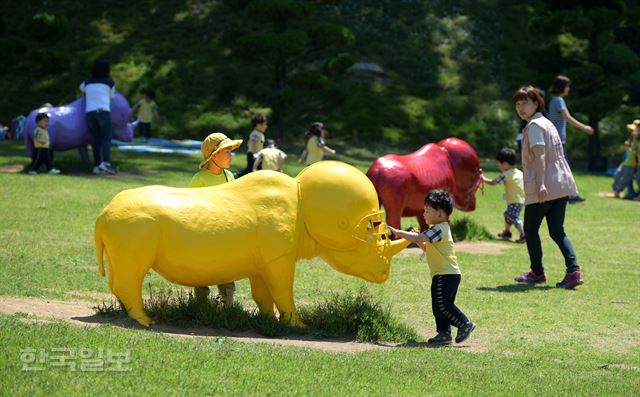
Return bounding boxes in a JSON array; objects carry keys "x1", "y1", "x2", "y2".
[{"x1": 95, "y1": 161, "x2": 410, "y2": 326}]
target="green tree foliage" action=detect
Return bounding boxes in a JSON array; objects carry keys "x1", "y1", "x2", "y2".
[
  {"x1": 222, "y1": 0, "x2": 354, "y2": 142},
  {"x1": 528, "y1": 1, "x2": 640, "y2": 169},
  {"x1": 0, "y1": 0, "x2": 638, "y2": 166}
]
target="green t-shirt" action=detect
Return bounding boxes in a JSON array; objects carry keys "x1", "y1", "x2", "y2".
[{"x1": 189, "y1": 168, "x2": 235, "y2": 188}]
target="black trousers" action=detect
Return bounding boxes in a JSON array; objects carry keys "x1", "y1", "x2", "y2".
[
  {"x1": 524, "y1": 197, "x2": 579, "y2": 275},
  {"x1": 29, "y1": 148, "x2": 53, "y2": 172},
  {"x1": 86, "y1": 110, "x2": 112, "y2": 166},
  {"x1": 139, "y1": 122, "x2": 151, "y2": 140},
  {"x1": 237, "y1": 152, "x2": 260, "y2": 177},
  {"x1": 431, "y1": 274, "x2": 469, "y2": 334}
]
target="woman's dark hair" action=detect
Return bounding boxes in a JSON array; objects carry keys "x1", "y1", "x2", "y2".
[
  {"x1": 549, "y1": 75, "x2": 571, "y2": 95},
  {"x1": 251, "y1": 114, "x2": 267, "y2": 127},
  {"x1": 305, "y1": 122, "x2": 324, "y2": 140},
  {"x1": 91, "y1": 59, "x2": 110, "y2": 79},
  {"x1": 512, "y1": 85, "x2": 545, "y2": 113},
  {"x1": 496, "y1": 147, "x2": 516, "y2": 165},
  {"x1": 35, "y1": 112, "x2": 49, "y2": 122},
  {"x1": 424, "y1": 189, "x2": 454, "y2": 216},
  {"x1": 265, "y1": 139, "x2": 276, "y2": 147}
]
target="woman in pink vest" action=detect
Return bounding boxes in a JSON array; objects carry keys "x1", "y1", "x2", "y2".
[{"x1": 512, "y1": 86, "x2": 583, "y2": 289}]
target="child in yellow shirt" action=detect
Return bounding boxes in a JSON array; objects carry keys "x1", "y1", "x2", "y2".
[
  {"x1": 253, "y1": 139, "x2": 287, "y2": 172},
  {"x1": 189, "y1": 132, "x2": 242, "y2": 304},
  {"x1": 298, "y1": 122, "x2": 336, "y2": 165},
  {"x1": 132, "y1": 90, "x2": 160, "y2": 142},
  {"x1": 389, "y1": 189, "x2": 475, "y2": 346},
  {"x1": 481, "y1": 147, "x2": 526, "y2": 243},
  {"x1": 28, "y1": 113, "x2": 60, "y2": 175}
]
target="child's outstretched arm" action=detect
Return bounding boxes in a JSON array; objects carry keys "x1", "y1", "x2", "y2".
[
  {"x1": 298, "y1": 149, "x2": 308, "y2": 164},
  {"x1": 388, "y1": 226, "x2": 428, "y2": 244},
  {"x1": 480, "y1": 171, "x2": 498, "y2": 185},
  {"x1": 323, "y1": 145, "x2": 336, "y2": 155}
]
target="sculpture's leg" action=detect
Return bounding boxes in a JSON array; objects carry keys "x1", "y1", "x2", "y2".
[
  {"x1": 193, "y1": 286, "x2": 210, "y2": 301},
  {"x1": 383, "y1": 203, "x2": 403, "y2": 231},
  {"x1": 249, "y1": 276, "x2": 276, "y2": 317},
  {"x1": 262, "y1": 260, "x2": 304, "y2": 326},
  {"x1": 106, "y1": 248, "x2": 154, "y2": 327},
  {"x1": 417, "y1": 214, "x2": 428, "y2": 232},
  {"x1": 78, "y1": 146, "x2": 90, "y2": 163}
]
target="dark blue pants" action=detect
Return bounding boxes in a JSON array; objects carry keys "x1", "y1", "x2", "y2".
[
  {"x1": 138, "y1": 122, "x2": 151, "y2": 140},
  {"x1": 237, "y1": 152, "x2": 261, "y2": 177},
  {"x1": 431, "y1": 275, "x2": 469, "y2": 334},
  {"x1": 524, "y1": 197, "x2": 579, "y2": 275},
  {"x1": 86, "y1": 110, "x2": 112, "y2": 166},
  {"x1": 29, "y1": 148, "x2": 53, "y2": 172}
]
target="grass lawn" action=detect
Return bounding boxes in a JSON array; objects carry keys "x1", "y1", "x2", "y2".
[{"x1": 0, "y1": 141, "x2": 638, "y2": 396}]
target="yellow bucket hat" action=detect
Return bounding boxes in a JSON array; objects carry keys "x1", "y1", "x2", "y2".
[
  {"x1": 626, "y1": 119, "x2": 640, "y2": 132},
  {"x1": 199, "y1": 132, "x2": 243, "y2": 169}
]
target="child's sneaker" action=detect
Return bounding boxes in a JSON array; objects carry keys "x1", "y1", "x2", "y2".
[
  {"x1": 427, "y1": 332, "x2": 452, "y2": 346},
  {"x1": 48, "y1": 168, "x2": 61, "y2": 175},
  {"x1": 28, "y1": 170, "x2": 37, "y2": 175},
  {"x1": 496, "y1": 230, "x2": 512, "y2": 239},
  {"x1": 514, "y1": 271, "x2": 546, "y2": 284},
  {"x1": 455, "y1": 321, "x2": 476, "y2": 343},
  {"x1": 98, "y1": 162, "x2": 117, "y2": 175},
  {"x1": 514, "y1": 236, "x2": 526, "y2": 244},
  {"x1": 555, "y1": 271, "x2": 583, "y2": 289},
  {"x1": 92, "y1": 166, "x2": 103, "y2": 175}
]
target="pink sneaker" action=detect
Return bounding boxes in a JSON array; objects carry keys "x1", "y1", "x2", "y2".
[
  {"x1": 555, "y1": 271, "x2": 583, "y2": 289},
  {"x1": 514, "y1": 271, "x2": 547, "y2": 284}
]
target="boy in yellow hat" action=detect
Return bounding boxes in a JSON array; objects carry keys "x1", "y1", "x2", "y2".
[{"x1": 189, "y1": 132, "x2": 242, "y2": 303}]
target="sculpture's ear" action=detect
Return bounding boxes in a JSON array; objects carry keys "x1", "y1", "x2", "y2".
[{"x1": 297, "y1": 161, "x2": 381, "y2": 251}]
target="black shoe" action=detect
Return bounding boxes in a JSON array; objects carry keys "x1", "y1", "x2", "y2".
[
  {"x1": 496, "y1": 230, "x2": 512, "y2": 239},
  {"x1": 427, "y1": 332, "x2": 452, "y2": 346},
  {"x1": 568, "y1": 196, "x2": 586, "y2": 204},
  {"x1": 455, "y1": 322, "x2": 476, "y2": 343}
]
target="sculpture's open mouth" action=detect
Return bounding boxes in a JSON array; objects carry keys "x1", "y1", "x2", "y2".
[{"x1": 352, "y1": 210, "x2": 389, "y2": 245}]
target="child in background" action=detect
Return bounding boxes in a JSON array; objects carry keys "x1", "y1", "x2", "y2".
[
  {"x1": 237, "y1": 114, "x2": 267, "y2": 177},
  {"x1": 298, "y1": 122, "x2": 336, "y2": 165},
  {"x1": 612, "y1": 120, "x2": 639, "y2": 200},
  {"x1": 132, "y1": 90, "x2": 160, "y2": 142},
  {"x1": 388, "y1": 189, "x2": 476, "y2": 346},
  {"x1": 481, "y1": 148, "x2": 526, "y2": 242},
  {"x1": 189, "y1": 132, "x2": 242, "y2": 303},
  {"x1": 253, "y1": 139, "x2": 287, "y2": 172},
  {"x1": 28, "y1": 113, "x2": 60, "y2": 175}
]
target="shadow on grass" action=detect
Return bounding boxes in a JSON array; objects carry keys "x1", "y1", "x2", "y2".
[
  {"x1": 84, "y1": 288, "x2": 418, "y2": 344},
  {"x1": 70, "y1": 311, "x2": 363, "y2": 347},
  {"x1": 377, "y1": 340, "x2": 469, "y2": 349},
  {"x1": 477, "y1": 284, "x2": 555, "y2": 293}
]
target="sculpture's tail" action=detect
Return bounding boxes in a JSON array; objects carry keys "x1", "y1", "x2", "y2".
[{"x1": 95, "y1": 215, "x2": 106, "y2": 277}]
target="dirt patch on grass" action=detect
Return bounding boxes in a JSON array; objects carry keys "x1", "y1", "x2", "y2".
[
  {"x1": 0, "y1": 164, "x2": 25, "y2": 173},
  {"x1": 399, "y1": 241, "x2": 510, "y2": 257},
  {"x1": 0, "y1": 296, "x2": 486, "y2": 353}
]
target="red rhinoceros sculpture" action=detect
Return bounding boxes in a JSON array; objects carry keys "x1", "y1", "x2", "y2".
[{"x1": 366, "y1": 137, "x2": 482, "y2": 230}]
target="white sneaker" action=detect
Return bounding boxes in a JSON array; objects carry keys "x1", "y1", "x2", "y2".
[
  {"x1": 92, "y1": 166, "x2": 103, "y2": 175},
  {"x1": 48, "y1": 168, "x2": 61, "y2": 175},
  {"x1": 98, "y1": 162, "x2": 117, "y2": 175},
  {"x1": 28, "y1": 170, "x2": 37, "y2": 175}
]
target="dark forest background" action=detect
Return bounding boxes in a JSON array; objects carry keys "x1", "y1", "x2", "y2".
[{"x1": 1, "y1": 0, "x2": 639, "y2": 168}]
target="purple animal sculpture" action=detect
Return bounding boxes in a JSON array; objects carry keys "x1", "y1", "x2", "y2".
[{"x1": 23, "y1": 93, "x2": 137, "y2": 162}]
